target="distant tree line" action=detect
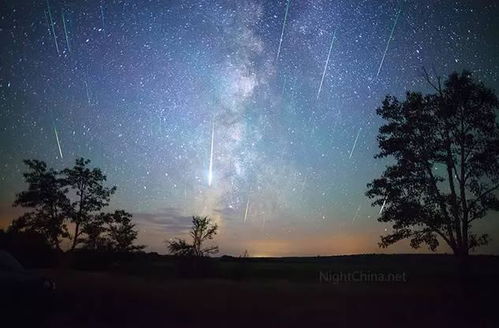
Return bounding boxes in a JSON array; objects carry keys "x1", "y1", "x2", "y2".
[{"x1": 7, "y1": 158, "x2": 143, "y2": 253}]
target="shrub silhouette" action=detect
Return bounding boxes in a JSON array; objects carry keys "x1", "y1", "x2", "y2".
[{"x1": 168, "y1": 216, "x2": 218, "y2": 257}]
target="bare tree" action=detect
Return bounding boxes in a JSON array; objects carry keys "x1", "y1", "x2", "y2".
[{"x1": 168, "y1": 216, "x2": 218, "y2": 257}]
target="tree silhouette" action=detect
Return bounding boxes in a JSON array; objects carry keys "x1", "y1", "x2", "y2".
[
  {"x1": 80, "y1": 213, "x2": 108, "y2": 250},
  {"x1": 105, "y1": 210, "x2": 144, "y2": 252},
  {"x1": 11, "y1": 160, "x2": 70, "y2": 250},
  {"x1": 11, "y1": 158, "x2": 141, "y2": 253},
  {"x1": 81, "y1": 210, "x2": 143, "y2": 252},
  {"x1": 168, "y1": 216, "x2": 218, "y2": 257},
  {"x1": 62, "y1": 158, "x2": 116, "y2": 250},
  {"x1": 367, "y1": 70, "x2": 499, "y2": 256},
  {"x1": 168, "y1": 238, "x2": 194, "y2": 256}
]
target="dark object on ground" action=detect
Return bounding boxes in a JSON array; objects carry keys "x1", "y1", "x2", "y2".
[
  {"x1": 0, "y1": 250, "x2": 55, "y2": 326},
  {"x1": 0, "y1": 229, "x2": 57, "y2": 268}
]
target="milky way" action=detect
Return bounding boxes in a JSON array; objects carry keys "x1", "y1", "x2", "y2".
[{"x1": 1, "y1": 0, "x2": 498, "y2": 255}]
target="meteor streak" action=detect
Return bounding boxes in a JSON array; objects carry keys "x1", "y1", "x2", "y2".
[
  {"x1": 379, "y1": 198, "x2": 387, "y2": 215},
  {"x1": 208, "y1": 120, "x2": 215, "y2": 187},
  {"x1": 53, "y1": 125, "x2": 63, "y2": 159},
  {"x1": 276, "y1": 0, "x2": 291, "y2": 62},
  {"x1": 376, "y1": 8, "x2": 401, "y2": 79},
  {"x1": 100, "y1": 2, "x2": 105, "y2": 31},
  {"x1": 61, "y1": 10, "x2": 70, "y2": 53},
  {"x1": 84, "y1": 80, "x2": 91, "y2": 105},
  {"x1": 349, "y1": 127, "x2": 362, "y2": 159},
  {"x1": 46, "y1": 0, "x2": 60, "y2": 55},
  {"x1": 243, "y1": 198, "x2": 250, "y2": 223},
  {"x1": 317, "y1": 29, "x2": 337, "y2": 100}
]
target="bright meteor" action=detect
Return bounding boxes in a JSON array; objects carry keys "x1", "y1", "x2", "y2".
[
  {"x1": 376, "y1": 8, "x2": 401, "y2": 79},
  {"x1": 46, "y1": 0, "x2": 60, "y2": 56},
  {"x1": 379, "y1": 198, "x2": 387, "y2": 215},
  {"x1": 243, "y1": 197, "x2": 250, "y2": 223},
  {"x1": 208, "y1": 120, "x2": 215, "y2": 187},
  {"x1": 100, "y1": 1, "x2": 105, "y2": 32},
  {"x1": 62, "y1": 10, "x2": 70, "y2": 53},
  {"x1": 53, "y1": 125, "x2": 63, "y2": 159},
  {"x1": 349, "y1": 127, "x2": 362, "y2": 159},
  {"x1": 317, "y1": 29, "x2": 337, "y2": 100},
  {"x1": 275, "y1": 0, "x2": 291, "y2": 62}
]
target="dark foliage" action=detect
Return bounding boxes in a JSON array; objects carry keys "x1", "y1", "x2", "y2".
[
  {"x1": 82, "y1": 210, "x2": 144, "y2": 252},
  {"x1": 9, "y1": 158, "x2": 142, "y2": 253},
  {"x1": 11, "y1": 160, "x2": 70, "y2": 250},
  {"x1": 62, "y1": 158, "x2": 116, "y2": 250},
  {"x1": 0, "y1": 229, "x2": 57, "y2": 268}
]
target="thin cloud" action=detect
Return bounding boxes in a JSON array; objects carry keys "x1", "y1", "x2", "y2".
[{"x1": 133, "y1": 207, "x2": 192, "y2": 234}]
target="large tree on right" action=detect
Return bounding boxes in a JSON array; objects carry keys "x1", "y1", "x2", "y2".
[{"x1": 367, "y1": 70, "x2": 499, "y2": 256}]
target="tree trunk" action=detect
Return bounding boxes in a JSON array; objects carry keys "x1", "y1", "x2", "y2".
[
  {"x1": 454, "y1": 244, "x2": 469, "y2": 257},
  {"x1": 462, "y1": 223, "x2": 469, "y2": 254},
  {"x1": 71, "y1": 222, "x2": 80, "y2": 250},
  {"x1": 54, "y1": 238, "x2": 61, "y2": 251}
]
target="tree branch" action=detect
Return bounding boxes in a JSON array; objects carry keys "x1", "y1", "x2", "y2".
[
  {"x1": 468, "y1": 183, "x2": 499, "y2": 211},
  {"x1": 422, "y1": 67, "x2": 442, "y2": 95}
]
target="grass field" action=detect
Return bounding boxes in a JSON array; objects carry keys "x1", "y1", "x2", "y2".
[{"x1": 14, "y1": 254, "x2": 499, "y2": 327}]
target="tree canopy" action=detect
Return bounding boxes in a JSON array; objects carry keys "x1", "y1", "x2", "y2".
[
  {"x1": 12, "y1": 160, "x2": 69, "y2": 250},
  {"x1": 10, "y1": 158, "x2": 142, "y2": 253},
  {"x1": 367, "y1": 70, "x2": 499, "y2": 256},
  {"x1": 62, "y1": 158, "x2": 116, "y2": 250}
]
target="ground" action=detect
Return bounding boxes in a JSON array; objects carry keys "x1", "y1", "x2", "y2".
[{"x1": 10, "y1": 254, "x2": 499, "y2": 327}]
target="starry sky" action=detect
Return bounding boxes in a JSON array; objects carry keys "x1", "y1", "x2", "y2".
[{"x1": 1, "y1": 0, "x2": 498, "y2": 256}]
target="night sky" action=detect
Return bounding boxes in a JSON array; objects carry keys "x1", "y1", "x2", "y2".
[{"x1": 1, "y1": 0, "x2": 498, "y2": 256}]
